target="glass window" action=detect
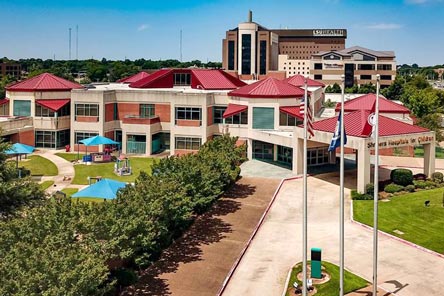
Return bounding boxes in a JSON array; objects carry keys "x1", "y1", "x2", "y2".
[
  {"x1": 307, "y1": 147, "x2": 330, "y2": 166},
  {"x1": 174, "y1": 73, "x2": 191, "y2": 86},
  {"x1": 377, "y1": 64, "x2": 392, "y2": 71},
  {"x1": 380, "y1": 75, "x2": 392, "y2": 80},
  {"x1": 35, "y1": 105, "x2": 55, "y2": 117},
  {"x1": 241, "y1": 34, "x2": 251, "y2": 75},
  {"x1": 75, "y1": 104, "x2": 99, "y2": 117},
  {"x1": 228, "y1": 41, "x2": 235, "y2": 71},
  {"x1": 13, "y1": 100, "x2": 31, "y2": 116},
  {"x1": 360, "y1": 75, "x2": 372, "y2": 80},
  {"x1": 357, "y1": 64, "x2": 375, "y2": 71},
  {"x1": 175, "y1": 137, "x2": 201, "y2": 150},
  {"x1": 75, "y1": 132, "x2": 98, "y2": 144},
  {"x1": 280, "y1": 112, "x2": 302, "y2": 126},
  {"x1": 213, "y1": 106, "x2": 227, "y2": 124},
  {"x1": 175, "y1": 107, "x2": 201, "y2": 121},
  {"x1": 140, "y1": 104, "x2": 155, "y2": 118},
  {"x1": 259, "y1": 40, "x2": 267, "y2": 75},
  {"x1": 314, "y1": 63, "x2": 322, "y2": 70},
  {"x1": 314, "y1": 74, "x2": 322, "y2": 80},
  {"x1": 225, "y1": 110, "x2": 248, "y2": 125}
]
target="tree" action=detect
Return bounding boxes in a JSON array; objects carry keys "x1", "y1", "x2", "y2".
[
  {"x1": 325, "y1": 83, "x2": 341, "y2": 93},
  {"x1": 417, "y1": 113, "x2": 443, "y2": 142}
]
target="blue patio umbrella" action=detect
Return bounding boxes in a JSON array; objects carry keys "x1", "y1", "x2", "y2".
[
  {"x1": 79, "y1": 135, "x2": 118, "y2": 146},
  {"x1": 71, "y1": 178, "x2": 126, "y2": 199},
  {"x1": 5, "y1": 143, "x2": 35, "y2": 168}
]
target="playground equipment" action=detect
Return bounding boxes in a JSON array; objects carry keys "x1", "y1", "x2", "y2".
[{"x1": 114, "y1": 155, "x2": 132, "y2": 176}]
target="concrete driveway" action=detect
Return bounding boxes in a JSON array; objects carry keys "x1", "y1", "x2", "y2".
[{"x1": 222, "y1": 173, "x2": 444, "y2": 296}]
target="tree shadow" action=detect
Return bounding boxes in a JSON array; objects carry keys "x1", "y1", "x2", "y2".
[{"x1": 121, "y1": 182, "x2": 257, "y2": 295}]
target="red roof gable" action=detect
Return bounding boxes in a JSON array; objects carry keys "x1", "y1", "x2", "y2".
[
  {"x1": 335, "y1": 93, "x2": 410, "y2": 114},
  {"x1": 191, "y1": 69, "x2": 246, "y2": 90},
  {"x1": 223, "y1": 103, "x2": 248, "y2": 118},
  {"x1": 0, "y1": 98, "x2": 9, "y2": 106},
  {"x1": 129, "y1": 69, "x2": 173, "y2": 88},
  {"x1": 228, "y1": 77, "x2": 306, "y2": 98},
  {"x1": 312, "y1": 110, "x2": 429, "y2": 138},
  {"x1": 117, "y1": 72, "x2": 150, "y2": 83},
  {"x1": 35, "y1": 99, "x2": 70, "y2": 112},
  {"x1": 280, "y1": 106, "x2": 304, "y2": 120},
  {"x1": 285, "y1": 75, "x2": 325, "y2": 88},
  {"x1": 6, "y1": 73, "x2": 82, "y2": 92}
]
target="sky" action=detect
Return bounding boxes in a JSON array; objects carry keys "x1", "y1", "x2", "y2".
[{"x1": 0, "y1": 0, "x2": 443, "y2": 66}]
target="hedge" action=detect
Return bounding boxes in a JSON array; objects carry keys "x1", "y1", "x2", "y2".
[{"x1": 390, "y1": 169, "x2": 413, "y2": 186}]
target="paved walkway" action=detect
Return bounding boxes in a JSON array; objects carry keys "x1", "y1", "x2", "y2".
[
  {"x1": 122, "y1": 177, "x2": 280, "y2": 296},
  {"x1": 34, "y1": 149, "x2": 77, "y2": 194},
  {"x1": 221, "y1": 171, "x2": 444, "y2": 296}
]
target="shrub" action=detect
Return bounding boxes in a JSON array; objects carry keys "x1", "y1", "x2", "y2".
[
  {"x1": 112, "y1": 268, "x2": 138, "y2": 287},
  {"x1": 413, "y1": 180, "x2": 427, "y2": 189},
  {"x1": 351, "y1": 190, "x2": 373, "y2": 200},
  {"x1": 425, "y1": 180, "x2": 437, "y2": 189},
  {"x1": 365, "y1": 183, "x2": 374, "y2": 195},
  {"x1": 384, "y1": 183, "x2": 404, "y2": 193},
  {"x1": 431, "y1": 172, "x2": 444, "y2": 183},
  {"x1": 378, "y1": 179, "x2": 392, "y2": 191},
  {"x1": 413, "y1": 173, "x2": 427, "y2": 181},
  {"x1": 405, "y1": 184, "x2": 415, "y2": 192},
  {"x1": 390, "y1": 169, "x2": 413, "y2": 186}
]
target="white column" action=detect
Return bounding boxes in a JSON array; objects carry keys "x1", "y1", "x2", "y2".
[
  {"x1": 122, "y1": 133, "x2": 127, "y2": 155},
  {"x1": 146, "y1": 133, "x2": 152, "y2": 156},
  {"x1": 293, "y1": 138, "x2": 304, "y2": 174},
  {"x1": 247, "y1": 138, "x2": 253, "y2": 160},
  {"x1": 273, "y1": 144, "x2": 278, "y2": 161},
  {"x1": 357, "y1": 146, "x2": 371, "y2": 193},
  {"x1": 423, "y1": 142, "x2": 436, "y2": 177}
]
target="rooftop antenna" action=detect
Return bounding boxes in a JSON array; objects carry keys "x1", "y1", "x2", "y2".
[
  {"x1": 76, "y1": 25, "x2": 78, "y2": 60},
  {"x1": 180, "y1": 29, "x2": 183, "y2": 62},
  {"x1": 248, "y1": 10, "x2": 252, "y2": 22},
  {"x1": 69, "y1": 27, "x2": 72, "y2": 60}
]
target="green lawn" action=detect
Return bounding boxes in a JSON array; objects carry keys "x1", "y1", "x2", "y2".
[
  {"x1": 40, "y1": 180, "x2": 55, "y2": 190},
  {"x1": 70, "y1": 157, "x2": 157, "y2": 185},
  {"x1": 18, "y1": 155, "x2": 58, "y2": 176},
  {"x1": 285, "y1": 261, "x2": 368, "y2": 296},
  {"x1": 61, "y1": 188, "x2": 104, "y2": 203},
  {"x1": 55, "y1": 152, "x2": 85, "y2": 162},
  {"x1": 354, "y1": 188, "x2": 444, "y2": 253},
  {"x1": 414, "y1": 146, "x2": 444, "y2": 158}
]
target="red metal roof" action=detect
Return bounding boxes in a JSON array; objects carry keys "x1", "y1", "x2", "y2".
[
  {"x1": 129, "y1": 69, "x2": 173, "y2": 88},
  {"x1": 117, "y1": 71, "x2": 150, "y2": 83},
  {"x1": 312, "y1": 110, "x2": 429, "y2": 138},
  {"x1": 6, "y1": 73, "x2": 83, "y2": 92},
  {"x1": 335, "y1": 93, "x2": 410, "y2": 114},
  {"x1": 280, "y1": 106, "x2": 304, "y2": 119},
  {"x1": 0, "y1": 98, "x2": 9, "y2": 105},
  {"x1": 223, "y1": 104, "x2": 248, "y2": 118},
  {"x1": 35, "y1": 99, "x2": 70, "y2": 112},
  {"x1": 228, "y1": 77, "x2": 306, "y2": 98},
  {"x1": 191, "y1": 69, "x2": 246, "y2": 90},
  {"x1": 285, "y1": 75, "x2": 325, "y2": 87}
]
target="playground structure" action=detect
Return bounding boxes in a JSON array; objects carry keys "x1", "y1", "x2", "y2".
[{"x1": 114, "y1": 156, "x2": 132, "y2": 176}]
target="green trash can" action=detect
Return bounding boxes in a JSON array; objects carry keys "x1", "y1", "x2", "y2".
[{"x1": 311, "y1": 247, "x2": 322, "y2": 279}]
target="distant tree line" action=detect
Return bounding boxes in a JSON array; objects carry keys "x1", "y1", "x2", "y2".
[{"x1": 0, "y1": 135, "x2": 245, "y2": 295}]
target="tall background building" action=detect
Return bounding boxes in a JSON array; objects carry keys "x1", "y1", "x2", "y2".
[{"x1": 222, "y1": 11, "x2": 347, "y2": 79}]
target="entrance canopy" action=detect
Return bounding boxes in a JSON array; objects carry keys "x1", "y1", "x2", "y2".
[
  {"x1": 36, "y1": 99, "x2": 70, "y2": 112},
  {"x1": 223, "y1": 103, "x2": 248, "y2": 118},
  {"x1": 80, "y1": 135, "x2": 119, "y2": 146},
  {"x1": 72, "y1": 178, "x2": 126, "y2": 199}
]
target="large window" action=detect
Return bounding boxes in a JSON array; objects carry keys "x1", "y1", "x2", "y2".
[
  {"x1": 75, "y1": 103, "x2": 99, "y2": 116},
  {"x1": 35, "y1": 105, "x2": 55, "y2": 117},
  {"x1": 140, "y1": 104, "x2": 155, "y2": 118},
  {"x1": 360, "y1": 75, "x2": 372, "y2": 80},
  {"x1": 280, "y1": 112, "x2": 302, "y2": 126},
  {"x1": 228, "y1": 41, "x2": 235, "y2": 70},
  {"x1": 75, "y1": 132, "x2": 98, "y2": 144},
  {"x1": 357, "y1": 64, "x2": 375, "y2": 71},
  {"x1": 377, "y1": 64, "x2": 392, "y2": 71},
  {"x1": 314, "y1": 74, "x2": 322, "y2": 80},
  {"x1": 380, "y1": 75, "x2": 392, "y2": 80},
  {"x1": 174, "y1": 73, "x2": 191, "y2": 86},
  {"x1": 241, "y1": 34, "x2": 251, "y2": 75},
  {"x1": 13, "y1": 100, "x2": 31, "y2": 116},
  {"x1": 35, "y1": 130, "x2": 69, "y2": 148},
  {"x1": 175, "y1": 137, "x2": 201, "y2": 150},
  {"x1": 259, "y1": 40, "x2": 267, "y2": 75},
  {"x1": 175, "y1": 107, "x2": 201, "y2": 121},
  {"x1": 213, "y1": 106, "x2": 227, "y2": 124},
  {"x1": 225, "y1": 110, "x2": 248, "y2": 125},
  {"x1": 308, "y1": 147, "x2": 329, "y2": 166},
  {"x1": 314, "y1": 63, "x2": 323, "y2": 70}
]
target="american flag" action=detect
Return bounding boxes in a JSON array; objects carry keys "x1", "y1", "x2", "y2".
[{"x1": 300, "y1": 96, "x2": 315, "y2": 139}]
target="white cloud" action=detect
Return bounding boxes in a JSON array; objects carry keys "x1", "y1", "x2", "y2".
[
  {"x1": 365, "y1": 23, "x2": 403, "y2": 30},
  {"x1": 137, "y1": 24, "x2": 149, "y2": 31}
]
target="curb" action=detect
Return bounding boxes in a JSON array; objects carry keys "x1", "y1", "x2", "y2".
[{"x1": 217, "y1": 175, "x2": 303, "y2": 296}]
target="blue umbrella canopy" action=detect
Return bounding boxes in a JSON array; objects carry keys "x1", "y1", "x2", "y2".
[
  {"x1": 5, "y1": 143, "x2": 35, "y2": 155},
  {"x1": 79, "y1": 135, "x2": 118, "y2": 146},
  {"x1": 71, "y1": 178, "x2": 126, "y2": 199}
]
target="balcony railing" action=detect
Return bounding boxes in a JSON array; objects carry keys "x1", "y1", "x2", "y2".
[
  {"x1": 122, "y1": 115, "x2": 160, "y2": 125},
  {"x1": 33, "y1": 116, "x2": 70, "y2": 130},
  {"x1": 0, "y1": 116, "x2": 33, "y2": 134}
]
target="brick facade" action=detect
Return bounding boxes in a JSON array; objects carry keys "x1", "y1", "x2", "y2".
[{"x1": 154, "y1": 104, "x2": 170, "y2": 122}]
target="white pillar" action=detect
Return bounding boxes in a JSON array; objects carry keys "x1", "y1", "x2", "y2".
[
  {"x1": 273, "y1": 144, "x2": 278, "y2": 161},
  {"x1": 146, "y1": 133, "x2": 152, "y2": 156},
  {"x1": 247, "y1": 138, "x2": 253, "y2": 160},
  {"x1": 122, "y1": 133, "x2": 127, "y2": 155},
  {"x1": 293, "y1": 138, "x2": 304, "y2": 174},
  {"x1": 357, "y1": 146, "x2": 371, "y2": 193},
  {"x1": 423, "y1": 142, "x2": 436, "y2": 177}
]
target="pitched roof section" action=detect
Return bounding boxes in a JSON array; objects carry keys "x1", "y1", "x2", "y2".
[
  {"x1": 117, "y1": 71, "x2": 150, "y2": 83},
  {"x1": 192, "y1": 69, "x2": 246, "y2": 90},
  {"x1": 6, "y1": 73, "x2": 82, "y2": 92},
  {"x1": 285, "y1": 74, "x2": 325, "y2": 88},
  {"x1": 335, "y1": 93, "x2": 410, "y2": 114},
  {"x1": 35, "y1": 99, "x2": 70, "y2": 112},
  {"x1": 280, "y1": 106, "x2": 304, "y2": 120},
  {"x1": 312, "y1": 110, "x2": 428, "y2": 138},
  {"x1": 228, "y1": 77, "x2": 306, "y2": 98},
  {"x1": 0, "y1": 98, "x2": 9, "y2": 105},
  {"x1": 223, "y1": 104, "x2": 248, "y2": 118},
  {"x1": 313, "y1": 46, "x2": 395, "y2": 58},
  {"x1": 129, "y1": 69, "x2": 173, "y2": 88}
]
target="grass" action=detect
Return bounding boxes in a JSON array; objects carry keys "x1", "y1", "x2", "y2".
[
  {"x1": 61, "y1": 188, "x2": 104, "y2": 203},
  {"x1": 353, "y1": 188, "x2": 444, "y2": 253},
  {"x1": 40, "y1": 180, "x2": 54, "y2": 190},
  {"x1": 55, "y1": 152, "x2": 85, "y2": 162},
  {"x1": 18, "y1": 155, "x2": 58, "y2": 176},
  {"x1": 414, "y1": 146, "x2": 444, "y2": 158},
  {"x1": 70, "y1": 157, "x2": 157, "y2": 185},
  {"x1": 285, "y1": 261, "x2": 368, "y2": 296}
]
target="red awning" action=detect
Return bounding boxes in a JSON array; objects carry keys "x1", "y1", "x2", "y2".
[
  {"x1": 0, "y1": 98, "x2": 9, "y2": 105},
  {"x1": 280, "y1": 106, "x2": 303, "y2": 120},
  {"x1": 223, "y1": 103, "x2": 248, "y2": 118},
  {"x1": 35, "y1": 99, "x2": 70, "y2": 112}
]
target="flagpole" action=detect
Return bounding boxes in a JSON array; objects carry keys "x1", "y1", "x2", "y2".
[
  {"x1": 339, "y1": 75, "x2": 345, "y2": 296},
  {"x1": 373, "y1": 74, "x2": 381, "y2": 296},
  {"x1": 302, "y1": 77, "x2": 308, "y2": 296}
]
